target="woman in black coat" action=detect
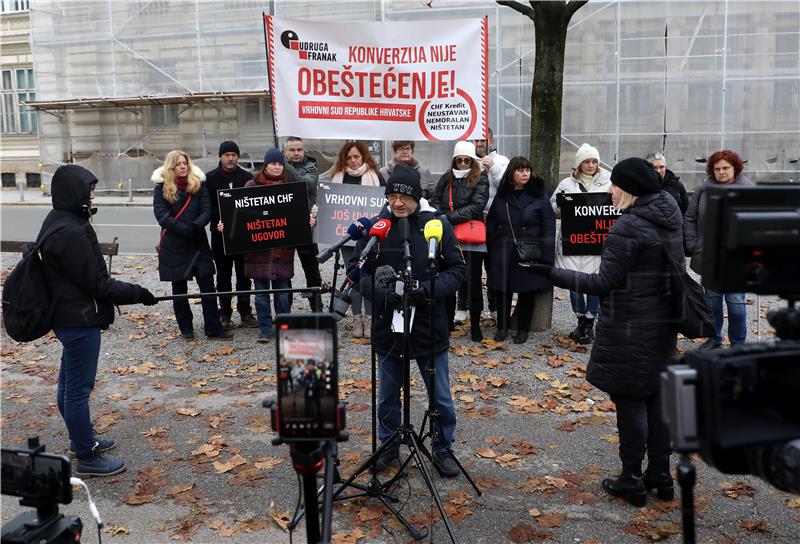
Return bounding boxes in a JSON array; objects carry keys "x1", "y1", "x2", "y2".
[
  {"x1": 153, "y1": 150, "x2": 231, "y2": 341},
  {"x1": 530, "y1": 158, "x2": 682, "y2": 507},
  {"x1": 485, "y1": 157, "x2": 555, "y2": 343},
  {"x1": 430, "y1": 141, "x2": 489, "y2": 341}
]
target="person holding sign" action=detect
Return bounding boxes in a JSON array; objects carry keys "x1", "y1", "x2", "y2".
[
  {"x1": 550, "y1": 143, "x2": 611, "y2": 345},
  {"x1": 485, "y1": 157, "x2": 555, "y2": 344},
  {"x1": 331, "y1": 141, "x2": 386, "y2": 339},
  {"x1": 431, "y1": 141, "x2": 489, "y2": 342},
  {"x1": 217, "y1": 149, "x2": 316, "y2": 343},
  {"x1": 153, "y1": 150, "x2": 233, "y2": 341},
  {"x1": 529, "y1": 158, "x2": 682, "y2": 507}
]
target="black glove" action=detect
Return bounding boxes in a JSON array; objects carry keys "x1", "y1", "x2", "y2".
[
  {"x1": 139, "y1": 288, "x2": 158, "y2": 306},
  {"x1": 526, "y1": 263, "x2": 553, "y2": 277},
  {"x1": 411, "y1": 285, "x2": 428, "y2": 305},
  {"x1": 385, "y1": 290, "x2": 402, "y2": 311},
  {"x1": 172, "y1": 221, "x2": 194, "y2": 237}
]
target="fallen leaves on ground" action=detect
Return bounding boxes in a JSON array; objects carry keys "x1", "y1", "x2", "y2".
[{"x1": 506, "y1": 521, "x2": 553, "y2": 542}]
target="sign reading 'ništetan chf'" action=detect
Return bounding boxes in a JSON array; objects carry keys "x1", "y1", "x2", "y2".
[
  {"x1": 264, "y1": 16, "x2": 489, "y2": 141},
  {"x1": 559, "y1": 192, "x2": 622, "y2": 256},
  {"x1": 218, "y1": 183, "x2": 311, "y2": 255}
]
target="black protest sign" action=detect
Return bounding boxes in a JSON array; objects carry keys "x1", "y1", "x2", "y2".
[
  {"x1": 315, "y1": 182, "x2": 387, "y2": 247},
  {"x1": 218, "y1": 182, "x2": 311, "y2": 255},
  {"x1": 559, "y1": 192, "x2": 621, "y2": 256}
]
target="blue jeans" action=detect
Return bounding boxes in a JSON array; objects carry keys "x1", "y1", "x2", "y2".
[
  {"x1": 253, "y1": 278, "x2": 290, "y2": 334},
  {"x1": 570, "y1": 291, "x2": 599, "y2": 319},
  {"x1": 705, "y1": 289, "x2": 747, "y2": 345},
  {"x1": 377, "y1": 350, "x2": 456, "y2": 452},
  {"x1": 55, "y1": 327, "x2": 101, "y2": 456}
]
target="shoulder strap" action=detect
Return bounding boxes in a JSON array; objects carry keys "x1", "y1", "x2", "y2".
[
  {"x1": 174, "y1": 195, "x2": 193, "y2": 219},
  {"x1": 506, "y1": 202, "x2": 519, "y2": 245},
  {"x1": 448, "y1": 182, "x2": 454, "y2": 212},
  {"x1": 34, "y1": 223, "x2": 67, "y2": 251}
]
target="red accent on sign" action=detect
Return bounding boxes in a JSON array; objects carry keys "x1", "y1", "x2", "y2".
[
  {"x1": 297, "y1": 100, "x2": 416, "y2": 122},
  {"x1": 290, "y1": 41, "x2": 299, "y2": 50}
]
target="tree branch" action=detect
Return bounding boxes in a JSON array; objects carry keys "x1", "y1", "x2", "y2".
[
  {"x1": 566, "y1": 0, "x2": 589, "y2": 17},
  {"x1": 496, "y1": 0, "x2": 534, "y2": 19}
]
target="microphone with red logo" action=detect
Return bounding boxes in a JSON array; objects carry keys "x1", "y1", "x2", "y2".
[{"x1": 357, "y1": 218, "x2": 392, "y2": 263}]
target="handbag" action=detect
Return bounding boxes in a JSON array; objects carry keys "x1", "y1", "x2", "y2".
[
  {"x1": 449, "y1": 182, "x2": 486, "y2": 244},
  {"x1": 654, "y1": 230, "x2": 715, "y2": 338},
  {"x1": 156, "y1": 195, "x2": 192, "y2": 254},
  {"x1": 506, "y1": 202, "x2": 542, "y2": 265}
]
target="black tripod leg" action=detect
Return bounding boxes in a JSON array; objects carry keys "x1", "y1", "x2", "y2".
[
  {"x1": 407, "y1": 431, "x2": 459, "y2": 544},
  {"x1": 330, "y1": 434, "x2": 400, "y2": 502},
  {"x1": 677, "y1": 453, "x2": 696, "y2": 544},
  {"x1": 321, "y1": 443, "x2": 335, "y2": 544}
]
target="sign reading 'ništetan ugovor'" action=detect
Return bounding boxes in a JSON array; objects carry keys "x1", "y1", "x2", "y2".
[
  {"x1": 264, "y1": 16, "x2": 489, "y2": 141},
  {"x1": 315, "y1": 182, "x2": 386, "y2": 247},
  {"x1": 218, "y1": 183, "x2": 312, "y2": 255},
  {"x1": 559, "y1": 192, "x2": 622, "y2": 256}
]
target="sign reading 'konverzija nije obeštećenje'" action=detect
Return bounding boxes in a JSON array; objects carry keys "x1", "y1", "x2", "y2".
[
  {"x1": 218, "y1": 183, "x2": 312, "y2": 255},
  {"x1": 264, "y1": 16, "x2": 489, "y2": 141},
  {"x1": 558, "y1": 192, "x2": 622, "y2": 256},
  {"x1": 315, "y1": 182, "x2": 387, "y2": 247}
]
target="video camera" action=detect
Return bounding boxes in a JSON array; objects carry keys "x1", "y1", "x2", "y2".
[
  {"x1": 1, "y1": 437, "x2": 82, "y2": 544},
  {"x1": 662, "y1": 184, "x2": 800, "y2": 495}
]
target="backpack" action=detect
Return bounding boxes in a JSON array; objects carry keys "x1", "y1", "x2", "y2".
[{"x1": 2, "y1": 224, "x2": 63, "y2": 342}]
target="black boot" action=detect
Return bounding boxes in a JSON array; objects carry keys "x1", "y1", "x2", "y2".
[
  {"x1": 576, "y1": 317, "x2": 595, "y2": 345},
  {"x1": 513, "y1": 330, "x2": 529, "y2": 344},
  {"x1": 643, "y1": 470, "x2": 674, "y2": 500},
  {"x1": 602, "y1": 471, "x2": 647, "y2": 507},
  {"x1": 470, "y1": 310, "x2": 483, "y2": 342},
  {"x1": 569, "y1": 316, "x2": 587, "y2": 341}
]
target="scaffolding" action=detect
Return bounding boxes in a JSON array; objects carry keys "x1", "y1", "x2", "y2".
[{"x1": 27, "y1": 0, "x2": 800, "y2": 192}]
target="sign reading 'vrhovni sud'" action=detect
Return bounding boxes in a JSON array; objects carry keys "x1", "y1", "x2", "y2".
[{"x1": 264, "y1": 16, "x2": 489, "y2": 141}]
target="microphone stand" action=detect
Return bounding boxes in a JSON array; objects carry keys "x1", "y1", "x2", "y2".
[{"x1": 327, "y1": 249, "x2": 343, "y2": 314}]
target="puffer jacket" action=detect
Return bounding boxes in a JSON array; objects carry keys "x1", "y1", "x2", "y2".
[
  {"x1": 39, "y1": 165, "x2": 146, "y2": 328},
  {"x1": 152, "y1": 164, "x2": 216, "y2": 282},
  {"x1": 549, "y1": 168, "x2": 612, "y2": 274},
  {"x1": 661, "y1": 169, "x2": 689, "y2": 216},
  {"x1": 430, "y1": 170, "x2": 489, "y2": 225},
  {"x1": 684, "y1": 174, "x2": 752, "y2": 274},
  {"x1": 550, "y1": 191, "x2": 683, "y2": 397},
  {"x1": 242, "y1": 174, "x2": 295, "y2": 281}
]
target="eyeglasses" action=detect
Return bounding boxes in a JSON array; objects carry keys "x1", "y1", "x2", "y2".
[
  {"x1": 713, "y1": 166, "x2": 733, "y2": 172},
  {"x1": 397, "y1": 146, "x2": 413, "y2": 152},
  {"x1": 454, "y1": 157, "x2": 472, "y2": 166}
]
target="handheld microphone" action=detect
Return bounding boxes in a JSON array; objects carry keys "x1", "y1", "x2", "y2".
[
  {"x1": 357, "y1": 218, "x2": 392, "y2": 262},
  {"x1": 332, "y1": 267, "x2": 361, "y2": 319},
  {"x1": 424, "y1": 219, "x2": 443, "y2": 263},
  {"x1": 316, "y1": 217, "x2": 373, "y2": 263}
]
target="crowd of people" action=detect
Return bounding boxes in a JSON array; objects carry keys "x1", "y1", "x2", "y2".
[{"x1": 37, "y1": 134, "x2": 752, "y2": 507}]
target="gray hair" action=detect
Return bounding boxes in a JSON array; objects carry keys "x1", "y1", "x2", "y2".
[{"x1": 646, "y1": 152, "x2": 666, "y2": 163}]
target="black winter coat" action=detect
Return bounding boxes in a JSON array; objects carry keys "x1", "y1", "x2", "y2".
[
  {"x1": 38, "y1": 165, "x2": 146, "y2": 329},
  {"x1": 486, "y1": 184, "x2": 556, "y2": 293},
  {"x1": 661, "y1": 169, "x2": 689, "y2": 216},
  {"x1": 430, "y1": 171, "x2": 489, "y2": 225},
  {"x1": 205, "y1": 164, "x2": 253, "y2": 259},
  {"x1": 355, "y1": 205, "x2": 465, "y2": 358},
  {"x1": 550, "y1": 191, "x2": 683, "y2": 397},
  {"x1": 153, "y1": 167, "x2": 216, "y2": 282}
]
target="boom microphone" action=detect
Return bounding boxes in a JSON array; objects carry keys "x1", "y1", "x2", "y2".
[
  {"x1": 316, "y1": 217, "x2": 373, "y2": 263},
  {"x1": 424, "y1": 219, "x2": 443, "y2": 263},
  {"x1": 357, "y1": 218, "x2": 392, "y2": 262}
]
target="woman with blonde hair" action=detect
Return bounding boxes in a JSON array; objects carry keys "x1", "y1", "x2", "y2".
[
  {"x1": 331, "y1": 140, "x2": 385, "y2": 339},
  {"x1": 153, "y1": 150, "x2": 232, "y2": 341},
  {"x1": 530, "y1": 158, "x2": 681, "y2": 507}
]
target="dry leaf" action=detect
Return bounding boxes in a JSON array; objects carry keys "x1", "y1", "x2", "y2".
[
  {"x1": 475, "y1": 448, "x2": 497, "y2": 459},
  {"x1": 506, "y1": 522, "x2": 552, "y2": 543},
  {"x1": 176, "y1": 407, "x2": 201, "y2": 417},
  {"x1": 537, "y1": 512, "x2": 566, "y2": 528}
]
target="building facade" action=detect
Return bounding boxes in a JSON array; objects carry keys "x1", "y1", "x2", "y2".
[{"x1": 24, "y1": 0, "x2": 800, "y2": 192}]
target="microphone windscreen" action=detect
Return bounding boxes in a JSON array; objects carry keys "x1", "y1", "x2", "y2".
[
  {"x1": 397, "y1": 217, "x2": 410, "y2": 242},
  {"x1": 369, "y1": 218, "x2": 392, "y2": 241},
  {"x1": 347, "y1": 217, "x2": 373, "y2": 239},
  {"x1": 374, "y1": 264, "x2": 396, "y2": 286},
  {"x1": 423, "y1": 219, "x2": 443, "y2": 242}
]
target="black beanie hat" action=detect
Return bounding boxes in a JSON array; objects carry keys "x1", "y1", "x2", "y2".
[
  {"x1": 611, "y1": 157, "x2": 661, "y2": 197},
  {"x1": 219, "y1": 141, "x2": 240, "y2": 157},
  {"x1": 263, "y1": 148, "x2": 285, "y2": 166},
  {"x1": 385, "y1": 164, "x2": 422, "y2": 202}
]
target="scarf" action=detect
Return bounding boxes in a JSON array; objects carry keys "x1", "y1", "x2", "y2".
[
  {"x1": 452, "y1": 168, "x2": 471, "y2": 179},
  {"x1": 175, "y1": 176, "x2": 189, "y2": 192},
  {"x1": 255, "y1": 171, "x2": 285, "y2": 186},
  {"x1": 579, "y1": 172, "x2": 593, "y2": 186},
  {"x1": 331, "y1": 163, "x2": 381, "y2": 186}
]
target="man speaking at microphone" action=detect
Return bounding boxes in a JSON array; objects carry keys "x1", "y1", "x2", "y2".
[{"x1": 353, "y1": 165, "x2": 465, "y2": 477}]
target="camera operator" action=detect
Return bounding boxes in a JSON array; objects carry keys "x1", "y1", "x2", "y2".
[
  {"x1": 354, "y1": 165, "x2": 466, "y2": 477},
  {"x1": 39, "y1": 165, "x2": 158, "y2": 477}
]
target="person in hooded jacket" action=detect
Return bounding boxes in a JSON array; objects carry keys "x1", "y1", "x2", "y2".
[
  {"x1": 485, "y1": 157, "x2": 555, "y2": 344},
  {"x1": 430, "y1": 141, "x2": 489, "y2": 342},
  {"x1": 550, "y1": 143, "x2": 612, "y2": 344},
  {"x1": 529, "y1": 158, "x2": 682, "y2": 507},
  {"x1": 153, "y1": 150, "x2": 232, "y2": 341},
  {"x1": 355, "y1": 165, "x2": 466, "y2": 477},
  {"x1": 646, "y1": 152, "x2": 689, "y2": 215},
  {"x1": 39, "y1": 164, "x2": 157, "y2": 477}
]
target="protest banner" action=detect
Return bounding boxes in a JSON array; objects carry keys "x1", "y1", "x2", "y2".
[
  {"x1": 264, "y1": 16, "x2": 488, "y2": 141},
  {"x1": 218, "y1": 182, "x2": 311, "y2": 255},
  {"x1": 558, "y1": 192, "x2": 622, "y2": 256},
  {"x1": 315, "y1": 182, "x2": 386, "y2": 247}
]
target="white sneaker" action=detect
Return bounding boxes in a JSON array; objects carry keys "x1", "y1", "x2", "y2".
[
  {"x1": 480, "y1": 310, "x2": 496, "y2": 320},
  {"x1": 454, "y1": 310, "x2": 468, "y2": 323}
]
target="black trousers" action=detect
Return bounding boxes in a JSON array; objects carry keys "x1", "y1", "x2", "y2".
[
  {"x1": 293, "y1": 243, "x2": 323, "y2": 311},
  {"x1": 493, "y1": 290, "x2": 536, "y2": 332},
  {"x1": 213, "y1": 253, "x2": 252, "y2": 318},
  {"x1": 171, "y1": 275, "x2": 225, "y2": 336},
  {"x1": 609, "y1": 391, "x2": 672, "y2": 475},
  {"x1": 447, "y1": 251, "x2": 484, "y2": 324}
]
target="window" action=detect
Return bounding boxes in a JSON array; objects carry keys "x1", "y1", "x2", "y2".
[
  {"x1": 25, "y1": 172, "x2": 40, "y2": 188},
  {"x1": 774, "y1": 80, "x2": 799, "y2": 114},
  {"x1": 1, "y1": 173, "x2": 15, "y2": 188},
  {"x1": 0, "y1": 0, "x2": 29, "y2": 13},
  {"x1": 149, "y1": 104, "x2": 179, "y2": 127},
  {"x1": 1, "y1": 68, "x2": 37, "y2": 134}
]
